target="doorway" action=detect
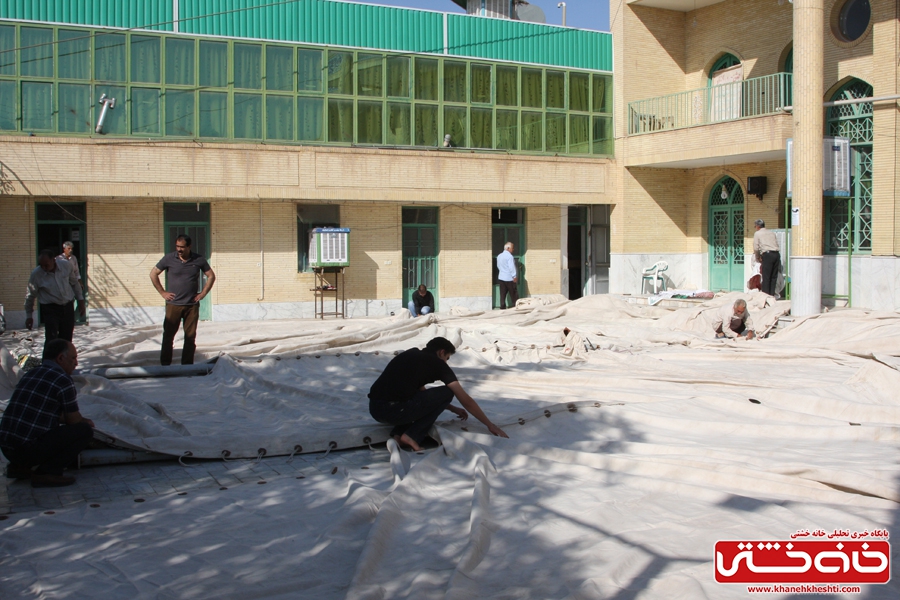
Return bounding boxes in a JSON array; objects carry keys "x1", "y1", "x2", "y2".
[
  {"x1": 567, "y1": 205, "x2": 611, "y2": 299},
  {"x1": 492, "y1": 208, "x2": 525, "y2": 308},
  {"x1": 164, "y1": 203, "x2": 212, "y2": 321},
  {"x1": 708, "y1": 177, "x2": 745, "y2": 291},
  {"x1": 35, "y1": 202, "x2": 87, "y2": 323},
  {"x1": 402, "y1": 207, "x2": 439, "y2": 309}
]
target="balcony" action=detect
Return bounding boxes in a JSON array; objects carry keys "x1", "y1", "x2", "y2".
[{"x1": 627, "y1": 73, "x2": 792, "y2": 136}]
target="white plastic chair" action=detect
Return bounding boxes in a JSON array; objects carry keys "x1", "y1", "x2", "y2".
[{"x1": 641, "y1": 261, "x2": 668, "y2": 294}]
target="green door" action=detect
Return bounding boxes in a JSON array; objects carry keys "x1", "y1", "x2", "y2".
[
  {"x1": 35, "y1": 203, "x2": 87, "y2": 323},
  {"x1": 708, "y1": 177, "x2": 745, "y2": 292},
  {"x1": 492, "y1": 208, "x2": 525, "y2": 308},
  {"x1": 402, "y1": 208, "x2": 438, "y2": 309},
  {"x1": 164, "y1": 204, "x2": 212, "y2": 321}
]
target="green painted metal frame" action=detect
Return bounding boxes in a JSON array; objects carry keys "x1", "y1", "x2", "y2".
[
  {"x1": 627, "y1": 73, "x2": 792, "y2": 135},
  {"x1": 0, "y1": 20, "x2": 614, "y2": 156},
  {"x1": 0, "y1": 0, "x2": 612, "y2": 71}
]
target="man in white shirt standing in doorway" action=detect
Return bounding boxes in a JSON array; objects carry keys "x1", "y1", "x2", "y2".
[{"x1": 496, "y1": 241, "x2": 519, "y2": 310}]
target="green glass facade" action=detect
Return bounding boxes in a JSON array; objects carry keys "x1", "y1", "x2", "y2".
[{"x1": 0, "y1": 22, "x2": 614, "y2": 156}]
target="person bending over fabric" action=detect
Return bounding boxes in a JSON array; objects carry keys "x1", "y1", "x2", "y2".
[
  {"x1": 150, "y1": 234, "x2": 216, "y2": 366},
  {"x1": 712, "y1": 299, "x2": 756, "y2": 340},
  {"x1": 408, "y1": 284, "x2": 435, "y2": 317},
  {"x1": 368, "y1": 336, "x2": 508, "y2": 451},
  {"x1": 0, "y1": 339, "x2": 94, "y2": 488}
]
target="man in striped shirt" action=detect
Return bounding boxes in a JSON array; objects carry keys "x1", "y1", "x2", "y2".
[{"x1": 0, "y1": 339, "x2": 94, "y2": 488}]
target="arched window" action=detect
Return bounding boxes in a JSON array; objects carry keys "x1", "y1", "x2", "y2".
[
  {"x1": 825, "y1": 79, "x2": 872, "y2": 254},
  {"x1": 783, "y1": 49, "x2": 793, "y2": 74},
  {"x1": 708, "y1": 53, "x2": 741, "y2": 86}
]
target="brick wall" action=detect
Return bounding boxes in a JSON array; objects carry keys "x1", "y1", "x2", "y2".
[{"x1": 439, "y1": 205, "x2": 492, "y2": 299}]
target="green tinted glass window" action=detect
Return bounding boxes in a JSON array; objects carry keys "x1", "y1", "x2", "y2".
[
  {"x1": 522, "y1": 112, "x2": 542, "y2": 151},
  {"x1": 166, "y1": 90, "x2": 194, "y2": 136},
  {"x1": 131, "y1": 36, "x2": 160, "y2": 84},
  {"x1": 415, "y1": 104, "x2": 438, "y2": 146},
  {"x1": 444, "y1": 106, "x2": 466, "y2": 146},
  {"x1": 234, "y1": 44, "x2": 262, "y2": 89},
  {"x1": 199, "y1": 41, "x2": 227, "y2": 88},
  {"x1": 95, "y1": 34, "x2": 126, "y2": 82},
  {"x1": 94, "y1": 85, "x2": 126, "y2": 134},
  {"x1": 547, "y1": 71, "x2": 565, "y2": 109},
  {"x1": 131, "y1": 87, "x2": 160, "y2": 134},
  {"x1": 569, "y1": 114, "x2": 590, "y2": 154},
  {"x1": 387, "y1": 102, "x2": 410, "y2": 145},
  {"x1": 297, "y1": 96, "x2": 324, "y2": 141},
  {"x1": 471, "y1": 64, "x2": 491, "y2": 104},
  {"x1": 592, "y1": 115, "x2": 613, "y2": 155},
  {"x1": 522, "y1": 68, "x2": 542, "y2": 108},
  {"x1": 199, "y1": 91, "x2": 227, "y2": 137},
  {"x1": 22, "y1": 82, "x2": 52, "y2": 130},
  {"x1": 387, "y1": 56, "x2": 409, "y2": 98},
  {"x1": 59, "y1": 83, "x2": 91, "y2": 133},
  {"x1": 497, "y1": 66, "x2": 517, "y2": 107},
  {"x1": 415, "y1": 58, "x2": 437, "y2": 101},
  {"x1": 21, "y1": 27, "x2": 53, "y2": 78},
  {"x1": 470, "y1": 107, "x2": 492, "y2": 148},
  {"x1": 328, "y1": 98, "x2": 353, "y2": 142},
  {"x1": 266, "y1": 95, "x2": 293, "y2": 140},
  {"x1": 357, "y1": 54, "x2": 383, "y2": 97},
  {"x1": 546, "y1": 112, "x2": 566, "y2": 152},
  {"x1": 266, "y1": 46, "x2": 293, "y2": 91},
  {"x1": 298, "y1": 49, "x2": 322, "y2": 92},
  {"x1": 327, "y1": 51, "x2": 353, "y2": 95},
  {"x1": 0, "y1": 26, "x2": 15, "y2": 76},
  {"x1": 234, "y1": 93, "x2": 262, "y2": 138},
  {"x1": 496, "y1": 110, "x2": 517, "y2": 150},
  {"x1": 58, "y1": 30, "x2": 90, "y2": 80},
  {"x1": 166, "y1": 38, "x2": 195, "y2": 86},
  {"x1": 357, "y1": 101, "x2": 383, "y2": 144},
  {"x1": 444, "y1": 61, "x2": 466, "y2": 103},
  {"x1": 0, "y1": 80, "x2": 16, "y2": 130},
  {"x1": 593, "y1": 74, "x2": 611, "y2": 113},
  {"x1": 569, "y1": 72, "x2": 589, "y2": 112}
]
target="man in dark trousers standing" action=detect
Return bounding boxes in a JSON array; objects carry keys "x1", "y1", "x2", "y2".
[
  {"x1": 24, "y1": 249, "x2": 85, "y2": 354},
  {"x1": 368, "y1": 337, "x2": 508, "y2": 451},
  {"x1": 150, "y1": 234, "x2": 216, "y2": 365},
  {"x1": 0, "y1": 339, "x2": 94, "y2": 487},
  {"x1": 753, "y1": 219, "x2": 781, "y2": 297}
]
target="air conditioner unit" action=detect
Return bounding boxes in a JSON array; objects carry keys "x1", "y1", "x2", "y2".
[
  {"x1": 786, "y1": 136, "x2": 852, "y2": 198},
  {"x1": 309, "y1": 227, "x2": 350, "y2": 268}
]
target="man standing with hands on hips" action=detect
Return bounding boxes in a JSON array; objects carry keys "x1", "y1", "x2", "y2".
[
  {"x1": 496, "y1": 241, "x2": 519, "y2": 310},
  {"x1": 150, "y1": 235, "x2": 216, "y2": 366}
]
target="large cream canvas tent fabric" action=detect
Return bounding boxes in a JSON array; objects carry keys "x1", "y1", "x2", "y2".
[{"x1": 1, "y1": 293, "x2": 898, "y2": 598}]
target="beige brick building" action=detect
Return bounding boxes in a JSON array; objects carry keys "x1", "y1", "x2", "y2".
[
  {"x1": 616, "y1": 0, "x2": 899, "y2": 310},
  {"x1": 1, "y1": 0, "x2": 897, "y2": 333}
]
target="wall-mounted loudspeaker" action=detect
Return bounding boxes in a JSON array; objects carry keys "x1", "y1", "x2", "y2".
[{"x1": 747, "y1": 176, "x2": 767, "y2": 199}]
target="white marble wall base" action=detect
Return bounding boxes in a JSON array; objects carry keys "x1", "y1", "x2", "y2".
[
  {"x1": 790, "y1": 256, "x2": 823, "y2": 316},
  {"x1": 822, "y1": 255, "x2": 900, "y2": 311},
  {"x1": 214, "y1": 302, "x2": 316, "y2": 322},
  {"x1": 3, "y1": 310, "x2": 27, "y2": 331},
  {"x1": 610, "y1": 253, "x2": 706, "y2": 294},
  {"x1": 440, "y1": 296, "x2": 492, "y2": 313},
  {"x1": 345, "y1": 299, "x2": 403, "y2": 318},
  {"x1": 89, "y1": 307, "x2": 164, "y2": 328}
]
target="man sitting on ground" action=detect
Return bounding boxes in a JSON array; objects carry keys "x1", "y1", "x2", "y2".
[
  {"x1": 712, "y1": 299, "x2": 756, "y2": 340},
  {"x1": 0, "y1": 339, "x2": 94, "y2": 488},
  {"x1": 368, "y1": 337, "x2": 508, "y2": 451},
  {"x1": 408, "y1": 284, "x2": 435, "y2": 318}
]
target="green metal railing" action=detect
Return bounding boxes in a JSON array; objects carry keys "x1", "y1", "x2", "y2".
[{"x1": 627, "y1": 72, "x2": 792, "y2": 135}]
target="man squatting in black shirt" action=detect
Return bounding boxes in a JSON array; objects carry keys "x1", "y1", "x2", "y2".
[{"x1": 368, "y1": 337, "x2": 508, "y2": 451}]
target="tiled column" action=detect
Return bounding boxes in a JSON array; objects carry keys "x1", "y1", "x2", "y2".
[{"x1": 790, "y1": 0, "x2": 824, "y2": 316}]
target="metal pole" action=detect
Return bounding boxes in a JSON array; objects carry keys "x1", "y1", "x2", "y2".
[{"x1": 557, "y1": 2, "x2": 567, "y2": 26}]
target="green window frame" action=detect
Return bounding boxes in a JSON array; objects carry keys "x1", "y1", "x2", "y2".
[{"x1": 0, "y1": 22, "x2": 614, "y2": 156}]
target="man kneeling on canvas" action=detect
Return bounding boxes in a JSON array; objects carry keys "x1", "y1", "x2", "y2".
[
  {"x1": 713, "y1": 299, "x2": 756, "y2": 340},
  {"x1": 368, "y1": 337, "x2": 508, "y2": 451}
]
